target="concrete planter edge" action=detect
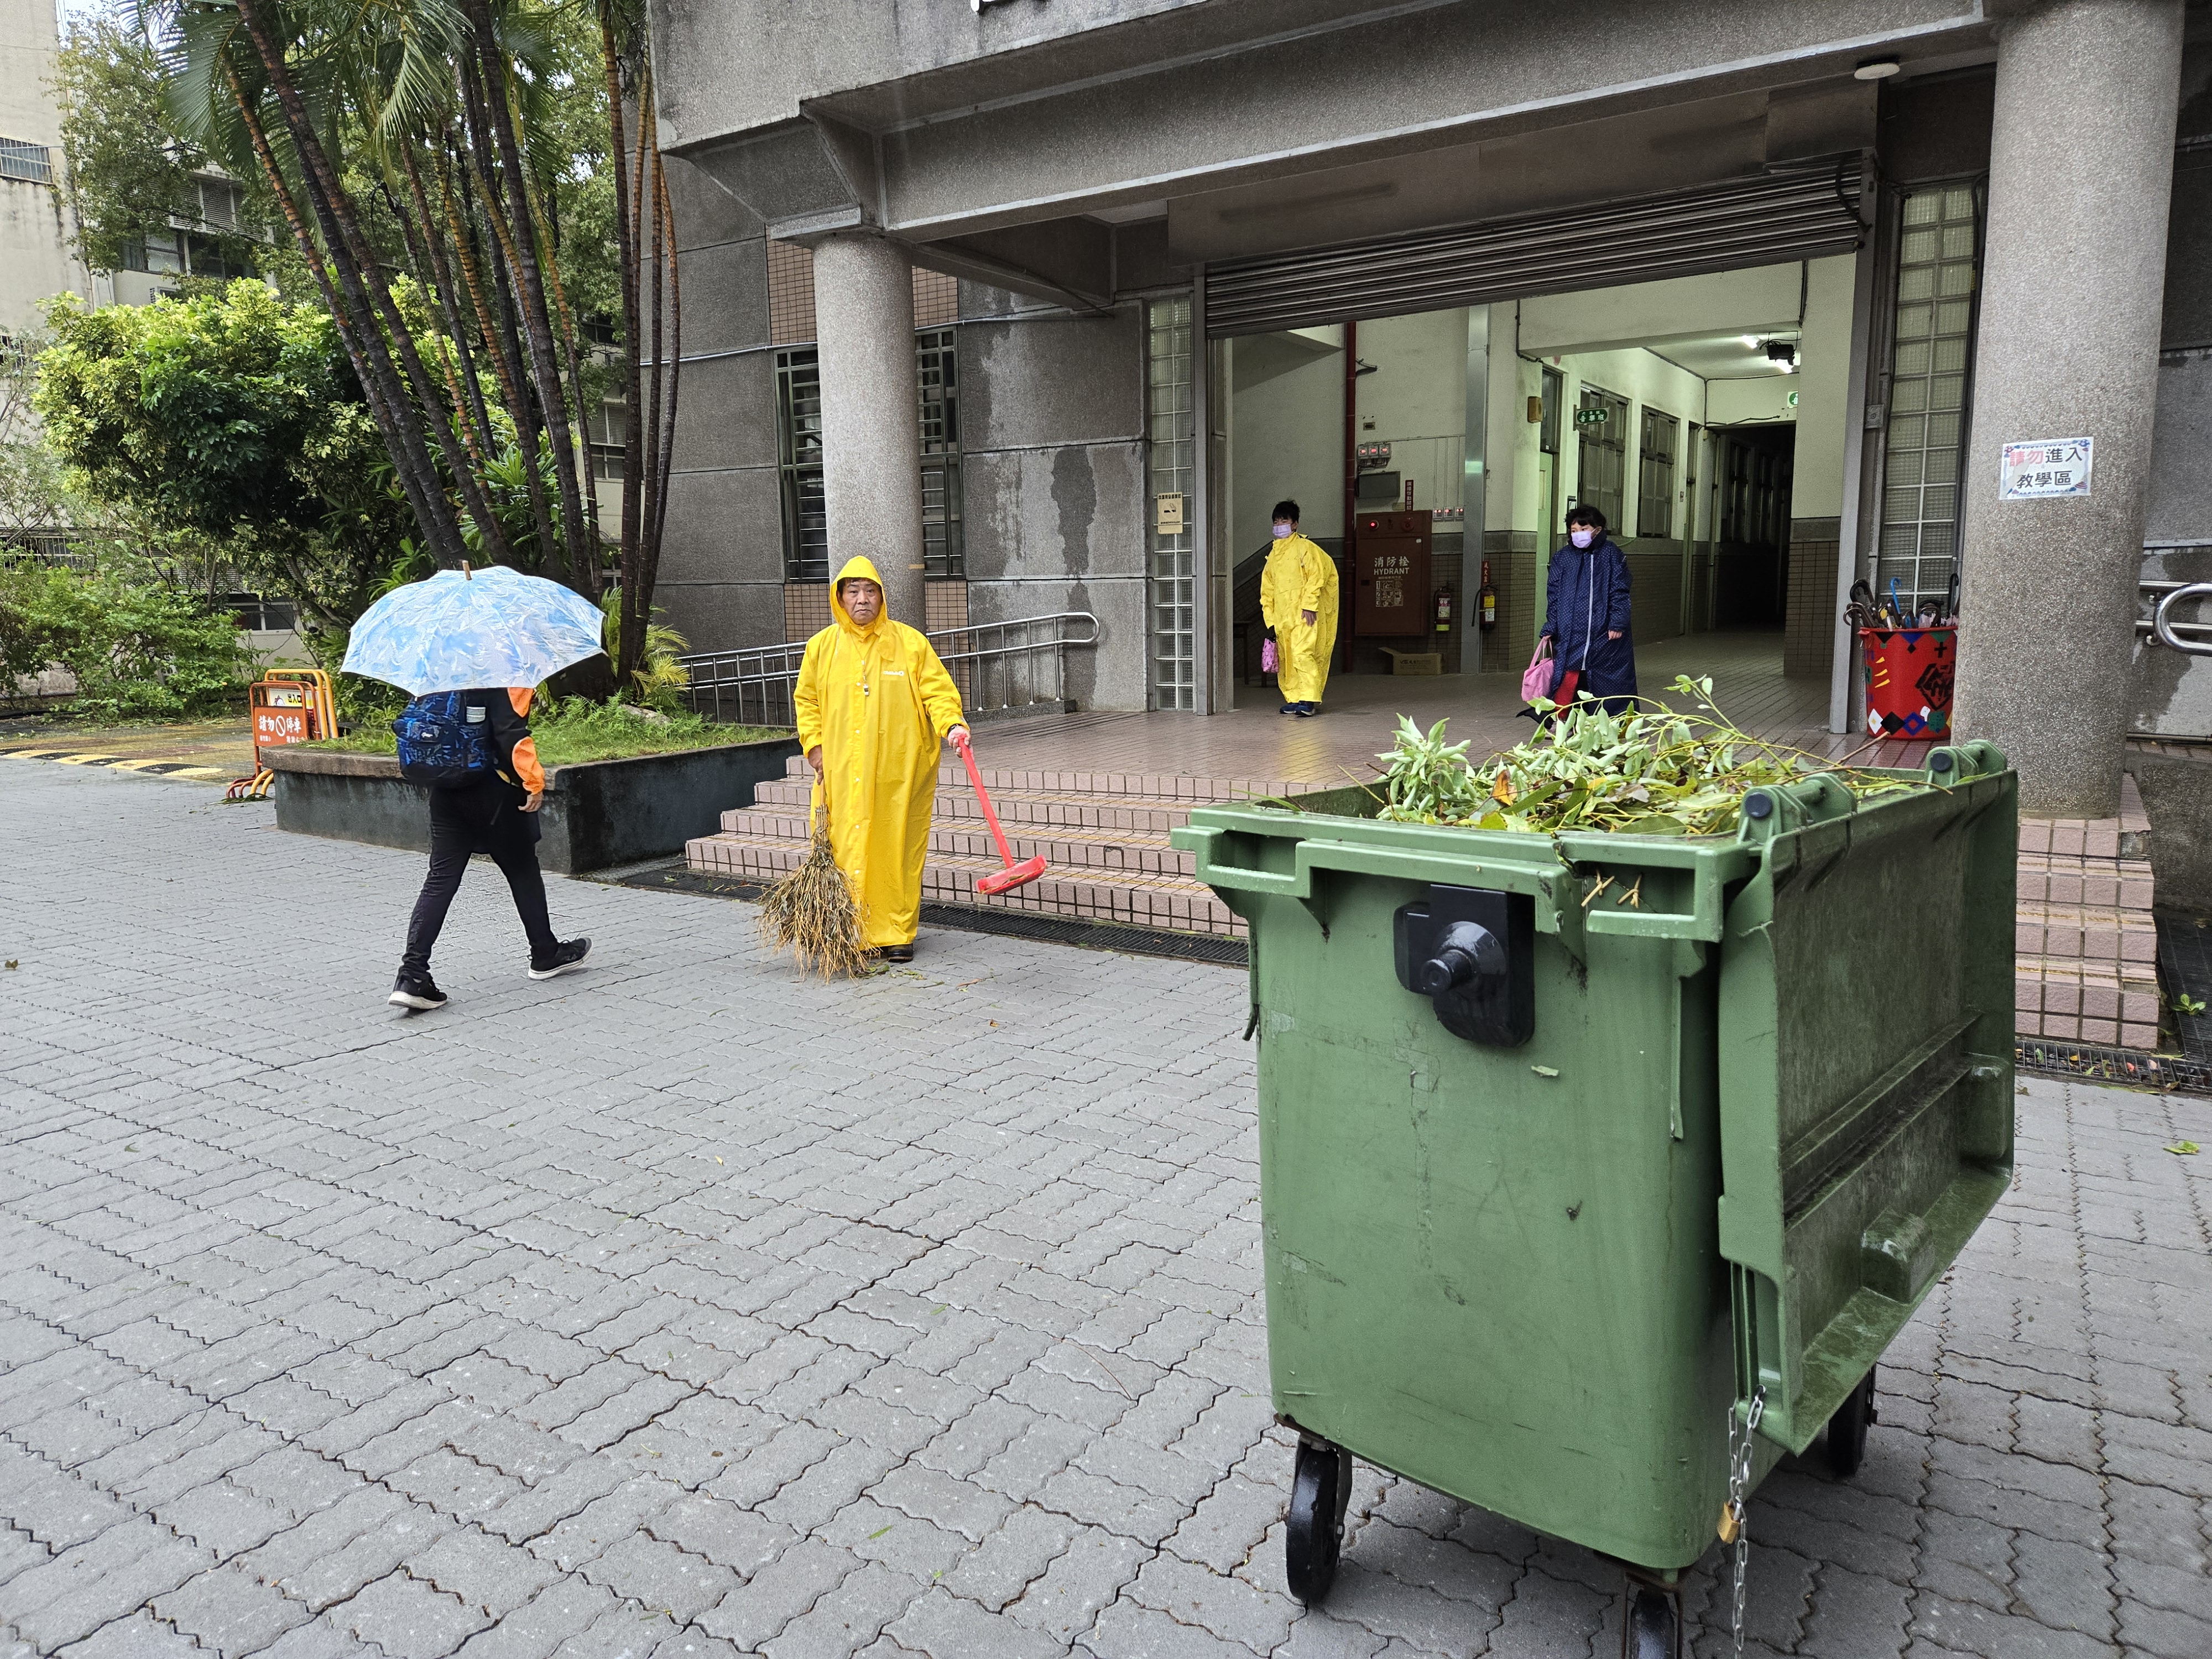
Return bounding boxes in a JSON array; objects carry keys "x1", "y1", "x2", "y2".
[{"x1": 265, "y1": 734, "x2": 802, "y2": 874}]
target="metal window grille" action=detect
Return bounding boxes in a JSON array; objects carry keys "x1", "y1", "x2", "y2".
[
  {"x1": 914, "y1": 267, "x2": 959, "y2": 328},
  {"x1": 1878, "y1": 184, "x2": 1981, "y2": 613},
  {"x1": 917, "y1": 327, "x2": 963, "y2": 579},
  {"x1": 0, "y1": 138, "x2": 53, "y2": 185},
  {"x1": 1637, "y1": 408, "x2": 1678, "y2": 539},
  {"x1": 1146, "y1": 298, "x2": 1196, "y2": 711},
  {"x1": 768, "y1": 241, "x2": 818, "y2": 345},
  {"x1": 775, "y1": 350, "x2": 829, "y2": 580},
  {"x1": 776, "y1": 333, "x2": 966, "y2": 582},
  {"x1": 1577, "y1": 385, "x2": 1627, "y2": 531},
  {"x1": 768, "y1": 242, "x2": 961, "y2": 345}
]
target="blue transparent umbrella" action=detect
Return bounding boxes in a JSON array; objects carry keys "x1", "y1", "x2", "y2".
[{"x1": 342, "y1": 565, "x2": 607, "y2": 696}]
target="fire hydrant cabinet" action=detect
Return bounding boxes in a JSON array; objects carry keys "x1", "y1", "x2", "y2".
[{"x1": 1172, "y1": 743, "x2": 2017, "y2": 1653}]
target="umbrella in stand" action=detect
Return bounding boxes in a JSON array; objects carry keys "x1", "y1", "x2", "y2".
[{"x1": 342, "y1": 563, "x2": 607, "y2": 695}]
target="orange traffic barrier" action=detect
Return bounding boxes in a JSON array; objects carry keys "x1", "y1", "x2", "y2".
[{"x1": 229, "y1": 669, "x2": 338, "y2": 800}]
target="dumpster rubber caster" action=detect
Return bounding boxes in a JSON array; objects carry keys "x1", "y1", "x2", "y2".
[
  {"x1": 1285, "y1": 1438, "x2": 1352, "y2": 1604},
  {"x1": 1622, "y1": 1581, "x2": 1682, "y2": 1659},
  {"x1": 1824, "y1": 1365, "x2": 1878, "y2": 1479}
]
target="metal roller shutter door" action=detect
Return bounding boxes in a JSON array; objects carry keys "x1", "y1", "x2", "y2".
[{"x1": 1204, "y1": 163, "x2": 1865, "y2": 337}]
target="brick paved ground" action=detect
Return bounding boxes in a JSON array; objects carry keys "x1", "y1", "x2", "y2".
[{"x1": 3, "y1": 760, "x2": 2209, "y2": 1659}]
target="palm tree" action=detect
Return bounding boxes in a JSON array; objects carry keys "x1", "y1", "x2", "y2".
[{"x1": 149, "y1": 0, "x2": 683, "y2": 693}]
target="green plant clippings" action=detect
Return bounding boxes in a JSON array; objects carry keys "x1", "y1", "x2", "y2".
[
  {"x1": 1371, "y1": 675, "x2": 1916, "y2": 838},
  {"x1": 1531, "y1": 1065, "x2": 1560, "y2": 1078},
  {"x1": 2166, "y1": 1141, "x2": 2199, "y2": 1156}
]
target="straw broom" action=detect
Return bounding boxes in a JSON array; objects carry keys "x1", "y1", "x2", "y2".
[{"x1": 759, "y1": 781, "x2": 869, "y2": 977}]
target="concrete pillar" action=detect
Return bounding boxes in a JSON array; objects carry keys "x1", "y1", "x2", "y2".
[
  {"x1": 1955, "y1": 0, "x2": 2183, "y2": 814},
  {"x1": 813, "y1": 233, "x2": 926, "y2": 628}
]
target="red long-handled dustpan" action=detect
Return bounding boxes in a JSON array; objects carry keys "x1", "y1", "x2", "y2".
[{"x1": 953, "y1": 731, "x2": 1047, "y2": 895}]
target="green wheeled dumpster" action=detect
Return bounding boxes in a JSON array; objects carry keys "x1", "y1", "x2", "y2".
[{"x1": 1171, "y1": 742, "x2": 2017, "y2": 1656}]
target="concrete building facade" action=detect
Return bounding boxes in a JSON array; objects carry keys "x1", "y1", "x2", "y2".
[
  {"x1": 645, "y1": 0, "x2": 2212, "y2": 823},
  {"x1": 0, "y1": 0, "x2": 91, "y2": 344}
]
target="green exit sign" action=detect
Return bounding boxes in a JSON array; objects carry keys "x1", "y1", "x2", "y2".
[{"x1": 1573, "y1": 408, "x2": 1609, "y2": 426}]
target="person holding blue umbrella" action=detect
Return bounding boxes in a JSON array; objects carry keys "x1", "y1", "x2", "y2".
[{"x1": 343, "y1": 564, "x2": 602, "y2": 1011}]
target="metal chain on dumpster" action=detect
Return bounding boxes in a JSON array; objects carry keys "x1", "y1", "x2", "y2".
[{"x1": 1722, "y1": 1385, "x2": 1766, "y2": 1657}]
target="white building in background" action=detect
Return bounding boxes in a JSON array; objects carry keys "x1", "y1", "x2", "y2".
[{"x1": 0, "y1": 0, "x2": 92, "y2": 343}]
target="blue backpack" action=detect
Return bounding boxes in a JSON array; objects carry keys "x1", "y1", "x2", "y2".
[{"x1": 392, "y1": 691, "x2": 495, "y2": 787}]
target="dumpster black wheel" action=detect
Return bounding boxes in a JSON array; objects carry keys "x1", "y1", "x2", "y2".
[
  {"x1": 1623, "y1": 1583, "x2": 1681, "y2": 1659},
  {"x1": 1824, "y1": 1366, "x2": 1878, "y2": 1479},
  {"x1": 1285, "y1": 1439, "x2": 1352, "y2": 1604}
]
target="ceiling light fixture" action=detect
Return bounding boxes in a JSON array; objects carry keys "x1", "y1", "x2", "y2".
[{"x1": 1853, "y1": 57, "x2": 1901, "y2": 81}]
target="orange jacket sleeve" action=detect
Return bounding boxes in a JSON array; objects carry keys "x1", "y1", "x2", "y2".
[{"x1": 503, "y1": 687, "x2": 545, "y2": 793}]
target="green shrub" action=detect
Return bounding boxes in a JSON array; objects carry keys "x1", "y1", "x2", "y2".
[
  {"x1": 316, "y1": 695, "x2": 784, "y2": 767},
  {"x1": 0, "y1": 562, "x2": 249, "y2": 719}
]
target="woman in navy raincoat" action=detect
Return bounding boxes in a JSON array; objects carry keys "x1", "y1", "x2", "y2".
[{"x1": 1541, "y1": 505, "x2": 1636, "y2": 712}]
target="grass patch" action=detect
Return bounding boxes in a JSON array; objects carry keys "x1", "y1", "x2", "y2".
[{"x1": 310, "y1": 697, "x2": 790, "y2": 768}]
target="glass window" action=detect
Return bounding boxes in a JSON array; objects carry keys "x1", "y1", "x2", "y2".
[
  {"x1": 916, "y1": 327, "x2": 963, "y2": 580},
  {"x1": 1145, "y1": 298, "x2": 1196, "y2": 711},
  {"x1": 1877, "y1": 184, "x2": 1981, "y2": 614},
  {"x1": 0, "y1": 138, "x2": 53, "y2": 185},
  {"x1": 1575, "y1": 384, "x2": 1627, "y2": 533},
  {"x1": 775, "y1": 332, "x2": 965, "y2": 583},
  {"x1": 1637, "y1": 408, "x2": 1677, "y2": 539}
]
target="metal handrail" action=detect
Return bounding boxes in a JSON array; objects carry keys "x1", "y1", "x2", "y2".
[
  {"x1": 2147, "y1": 581, "x2": 2212, "y2": 657},
  {"x1": 679, "y1": 610, "x2": 1100, "y2": 726}
]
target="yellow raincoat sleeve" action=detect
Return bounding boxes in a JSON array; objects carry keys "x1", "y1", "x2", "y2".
[
  {"x1": 1299, "y1": 541, "x2": 1332, "y2": 613},
  {"x1": 793, "y1": 631, "x2": 829, "y2": 755},
  {"x1": 911, "y1": 634, "x2": 967, "y2": 737}
]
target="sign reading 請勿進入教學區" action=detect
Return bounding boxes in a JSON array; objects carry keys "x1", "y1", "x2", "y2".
[{"x1": 1999, "y1": 437, "x2": 2093, "y2": 500}]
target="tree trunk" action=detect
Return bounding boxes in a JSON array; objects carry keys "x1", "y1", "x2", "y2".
[
  {"x1": 232, "y1": 0, "x2": 506, "y2": 568},
  {"x1": 463, "y1": 0, "x2": 594, "y2": 601},
  {"x1": 223, "y1": 66, "x2": 455, "y2": 570},
  {"x1": 602, "y1": 14, "x2": 644, "y2": 686}
]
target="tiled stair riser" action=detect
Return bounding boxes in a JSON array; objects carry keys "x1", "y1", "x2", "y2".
[{"x1": 2013, "y1": 782, "x2": 2161, "y2": 1051}]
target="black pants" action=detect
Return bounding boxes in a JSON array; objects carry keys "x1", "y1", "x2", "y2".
[{"x1": 401, "y1": 786, "x2": 556, "y2": 974}]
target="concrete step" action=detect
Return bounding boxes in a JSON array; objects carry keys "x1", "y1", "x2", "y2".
[
  {"x1": 685, "y1": 829, "x2": 1241, "y2": 937},
  {"x1": 719, "y1": 806, "x2": 1194, "y2": 878},
  {"x1": 749, "y1": 775, "x2": 1206, "y2": 834},
  {"x1": 776, "y1": 753, "x2": 1307, "y2": 804}
]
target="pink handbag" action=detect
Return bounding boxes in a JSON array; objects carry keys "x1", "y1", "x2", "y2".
[
  {"x1": 1261, "y1": 637, "x2": 1280, "y2": 675},
  {"x1": 1521, "y1": 638, "x2": 1554, "y2": 703}
]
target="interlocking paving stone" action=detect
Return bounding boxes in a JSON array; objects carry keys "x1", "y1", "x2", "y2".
[{"x1": 4, "y1": 760, "x2": 2211, "y2": 1658}]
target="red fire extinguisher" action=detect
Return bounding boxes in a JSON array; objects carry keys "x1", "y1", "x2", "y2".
[
  {"x1": 1435, "y1": 586, "x2": 1452, "y2": 633},
  {"x1": 1478, "y1": 560, "x2": 1498, "y2": 633}
]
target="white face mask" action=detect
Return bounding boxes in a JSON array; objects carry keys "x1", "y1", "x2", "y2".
[
  {"x1": 1569, "y1": 528, "x2": 1595, "y2": 549},
  {"x1": 1272, "y1": 523, "x2": 1295, "y2": 540}
]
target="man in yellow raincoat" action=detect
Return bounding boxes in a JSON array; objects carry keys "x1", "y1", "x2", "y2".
[
  {"x1": 1259, "y1": 499, "x2": 1339, "y2": 716},
  {"x1": 795, "y1": 557, "x2": 968, "y2": 962}
]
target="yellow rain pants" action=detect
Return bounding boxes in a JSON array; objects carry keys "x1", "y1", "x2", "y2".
[
  {"x1": 1260, "y1": 531, "x2": 1340, "y2": 706},
  {"x1": 794, "y1": 556, "x2": 967, "y2": 948}
]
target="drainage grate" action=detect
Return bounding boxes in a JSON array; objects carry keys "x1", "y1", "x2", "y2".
[
  {"x1": 607, "y1": 862, "x2": 1249, "y2": 967},
  {"x1": 2154, "y1": 906, "x2": 2212, "y2": 1071},
  {"x1": 2015, "y1": 1039, "x2": 2209, "y2": 1096}
]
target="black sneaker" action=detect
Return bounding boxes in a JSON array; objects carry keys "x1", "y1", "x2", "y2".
[
  {"x1": 388, "y1": 973, "x2": 448, "y2": 1011},
  {"x1": 528, "y1": 938, "x2": 592, "y2": 981},
  {"x1": 883, "y1": 941, "x2": 915, "y2": 963}
]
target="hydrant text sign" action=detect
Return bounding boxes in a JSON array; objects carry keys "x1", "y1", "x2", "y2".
[{"x1": 2000, "y1": 436, "x2": 2093, "y2": 500}]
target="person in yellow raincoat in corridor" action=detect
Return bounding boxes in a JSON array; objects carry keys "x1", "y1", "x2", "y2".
[
  {"x1": 1259, "y1": 499, "x2": 1339, "y2": 716},
  {"x1": 794, "y1": 556, "x2": 969, "y2": 962}
]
